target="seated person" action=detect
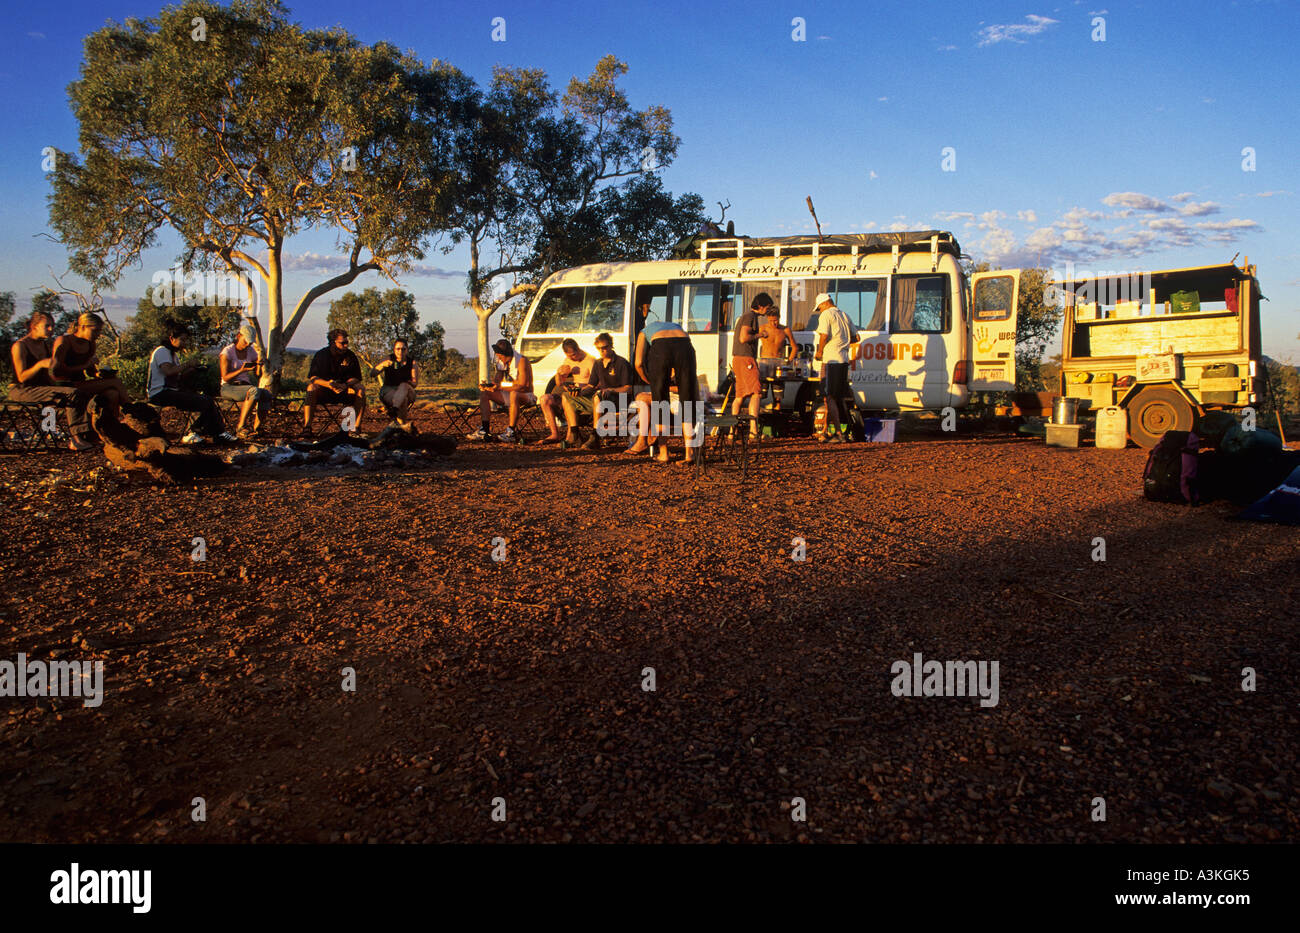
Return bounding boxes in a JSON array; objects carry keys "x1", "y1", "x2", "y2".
[
  {"x1": 49, "y1": 312, "x2": 131, "y2": 447},
  {"x1": 566, "y1": 332, "x2": 634, "y2": 451},
  {"x1": 10, "y1": 310, "x2": 101, "y2": 450},
  {"x1": 535, "y1": 338, "x2": 597, "y2": 445},
  {"x1": 218, "y1": 324, "x2": 271, "y2": 438},
  {"x1": 468, "y1": 339, "x2": 535, "y2": 442},
  {"x1": 375, "y1": 337, "x2": 419, "y2": 428},
  {"x1": 303, "y1": 328, "x2": 365, "y2": 433},
  {"x1": 147, "y1": 322, "x2": 234, "y2": 445}
]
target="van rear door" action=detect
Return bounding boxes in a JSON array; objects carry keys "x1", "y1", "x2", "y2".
[
  {"x1": 667, "y1": 278, "x2": 725, "y2": 396},
  {"x1": 969, "y1": 270, "x2": 1020, "y2": 391}
]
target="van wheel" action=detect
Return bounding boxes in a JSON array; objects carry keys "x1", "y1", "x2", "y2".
[{"x1": 1129, "y1": 386, "x2": 1196, "y2": 449}]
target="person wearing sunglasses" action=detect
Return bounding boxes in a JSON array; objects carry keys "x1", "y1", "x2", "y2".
[{"x1": 303, "y1": 328, "x2": 365, "y2": 434}]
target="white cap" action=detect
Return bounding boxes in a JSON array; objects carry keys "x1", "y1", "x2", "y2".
[{"x1": 812, "y1": 292, "x2": 833, "y2": 309}]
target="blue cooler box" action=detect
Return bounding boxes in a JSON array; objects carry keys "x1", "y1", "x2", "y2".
[{"x1": 861, "y1": 418, "x2": 897, "y2": 443}]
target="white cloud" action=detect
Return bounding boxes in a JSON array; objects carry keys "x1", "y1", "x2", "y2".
[
  {"x1": 1255, "y1": 190, "x2": 1289, "y2": 198},
  {"x1": 976, "y1": 14, "x2": 1059, "y2": 47},
  {"x1": 1169, "y1": 192, "x2": 1196, "y2": 203},
  {"x1": 877, "y1": 96, "x2": 889, "y2": 102},
  {"x1": 1195, "y1": 218, "x2": 1260, "y2": 231},
  {"x1": 959, "y1": 198, "x2": 1262, "y2": 267},
  {"x1": 27, "y1": 31, "x2": 45, "y2": 39},
  {"x1": 1101, "y1": 191, "x2": 1170, "y2": 212},
  {"x1": 1177, "y1": 200, "x2": 1220, "y2": 217},
  {"x1": 937, "y1": 44, "x2": 959, "y2": 51},
  {"x1": 1025, "y1": 227, "x2": 1063, "y2": 252},
  {"x1": 280, "y1": 251, "x2": 463, "y2": 279}
]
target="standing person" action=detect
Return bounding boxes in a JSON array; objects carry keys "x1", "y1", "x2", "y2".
[
  {"x1": 533, "y1": 338, "x2": 596, "y2": 445},
  {"x1": 758, "y1": 304, "x2": 797, "y2": 378},
  {"x1": 469, "y1": 338, "x2": 534, "y2": 442},
  {"x1": 375, "y1": 338, "x2": 419, "y2": 429},
  {"x1": 631, "y1": 320, "x2": 699, "y2": 464},
  {"x1": 49, "y1": 312, "x2": 130, "y2": 445},
  {"x1": 9, "y1": 311, "x2": 98, "y2": 450},
  {"x1": 730, "y1": 293, "x2": 770, "y2": 437},
  {"x1": 303, "y1": 328, "x2": 366, "y2": 434},
  {"x1": 812, "y1": 292, "x2": 859, "y2": 443},
  {"x1": 147, "y1": 322, "x2": 234, "y2": 445},
  {"x1": 218, "y1": 324, "x2": 271, "y2": 438}
]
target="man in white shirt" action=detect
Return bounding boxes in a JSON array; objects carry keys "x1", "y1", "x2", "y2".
[
  {"x1": 812, "y1": 292, "x2": 858, "y2": 443},
  {"x1": 148, "y1": 323, "x2": 235, "y2": 445},
  {"x1": 469, "y1": 339, "x2": 535, "y2": 442}
]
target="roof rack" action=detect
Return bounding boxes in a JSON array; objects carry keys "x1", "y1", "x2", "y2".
[{"x1": 674, "y1": 230, "x2": 963, "y2": 275}]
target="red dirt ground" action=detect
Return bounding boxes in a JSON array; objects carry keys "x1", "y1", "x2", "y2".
[{"x1": 1, "y1": 411, "x2": 1296, "y2": 843}]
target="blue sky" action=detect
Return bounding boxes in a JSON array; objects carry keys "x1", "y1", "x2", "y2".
[{"x1": 1, "y1": 0, "x2": 1297, "y2": 358}]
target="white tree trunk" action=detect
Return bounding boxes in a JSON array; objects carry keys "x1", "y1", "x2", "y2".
[{"x1": 476, "y1": 308, "x2": 493, "y2": 383}]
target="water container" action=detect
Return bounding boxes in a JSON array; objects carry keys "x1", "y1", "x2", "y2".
[
  {"x1": 1052, "y1": 396, "x2": 1081, "y2": 425},
  {"x1": 1095, "y1": 406, "x2": 1127, "y2": 449}
]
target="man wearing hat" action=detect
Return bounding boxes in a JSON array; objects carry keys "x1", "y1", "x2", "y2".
[
  {"x1": 469, "y1": 338, "x2": 535, "y2": 441},
  {"x1": 812, "y1": 292, "x2": 858, "y2": 443},
  {"x1": 218, "y1": 323, "x2": 271, "y2": 437}
]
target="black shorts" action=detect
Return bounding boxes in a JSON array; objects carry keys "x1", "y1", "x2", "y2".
[
  {"x1": 646, "y1": 336, "x2": 698, "y2": 403},
  {"x1": 823, "y1": 362, "x2": 850, "y2": 400},
  {"x1": 311, "y1": 386, "x2": 360, "y2": 405}
]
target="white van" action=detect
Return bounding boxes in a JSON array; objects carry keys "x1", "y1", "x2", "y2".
[{"x1": 514, "y1": 231, "x2": 1020, "y2": 423}]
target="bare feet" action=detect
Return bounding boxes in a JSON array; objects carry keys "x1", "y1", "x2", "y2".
[{"x1": 625, "y1": 440, "x2": 650, "y2": 455}]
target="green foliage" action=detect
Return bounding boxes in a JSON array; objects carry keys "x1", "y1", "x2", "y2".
[
  {"x1": 325, "y1": 287, "x2": 445, "y2": 370},
  {"x1": 1261, "y1": 356, "x2": 1300, "y2": 419},
  {"x1": 48, "y1": 0, "x2": 473, "y2": 363},
  {"x1": 120, "y1": 287, "x2": 243, "y2": 358},
  {"x1": 445, "y1": 54, "x2": 708, "y2": 373},
  {"x1": 971, "y1": 264, "x2": 1061, "y2": 391}
]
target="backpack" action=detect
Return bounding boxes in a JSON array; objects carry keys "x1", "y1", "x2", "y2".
[{"x1": 1143, "y1": 430, "x2": 1200, "y2": 504}]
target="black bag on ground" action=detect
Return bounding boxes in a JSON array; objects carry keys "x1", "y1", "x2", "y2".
[{"x1": 1143, "y1": 430, "x2": 1200, "y2": 504}]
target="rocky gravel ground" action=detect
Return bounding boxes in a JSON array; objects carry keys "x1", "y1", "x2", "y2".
[{"x1": 0, "y1": 413, "x2": 1295, "y2": 843}]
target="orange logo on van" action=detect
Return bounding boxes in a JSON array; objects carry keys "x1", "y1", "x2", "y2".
[{"x1": 862, "y1": 341, "x2": 924, "y2": 362}]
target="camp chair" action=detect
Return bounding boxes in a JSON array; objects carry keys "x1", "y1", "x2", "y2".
[{"x1": 0, "y1": 398, "x2": 72, "y2": 453}]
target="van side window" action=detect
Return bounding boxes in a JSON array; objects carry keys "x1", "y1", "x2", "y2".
[
  {"x1": 528, "y1": 285, "x2": 627, "y2": 334},
  {"x1": 789, "y1": 278, "x2": 832, "y2": 331},
  {"x1": 833, "y1": 279, "x2": 884, "y2": 331},
  {"x1": 891, "y1": 275, "x2": 949, "y2": 333}
]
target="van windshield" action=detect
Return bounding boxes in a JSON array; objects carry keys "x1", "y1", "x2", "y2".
[{"x1": 528, "y1": 285, "x2": 627, "y2": 335}]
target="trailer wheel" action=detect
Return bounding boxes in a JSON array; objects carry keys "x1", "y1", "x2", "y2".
[{"x1": 1128, "y1": 386, "x2": 1196, "y2": 449}]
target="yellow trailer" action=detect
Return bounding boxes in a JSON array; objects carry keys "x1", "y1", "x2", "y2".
[{"x1": 1051, "y1": 261, "x2": 1263, "y2": 447}]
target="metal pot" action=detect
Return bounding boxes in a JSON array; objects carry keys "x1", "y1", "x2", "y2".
[{"x1": 1052, "y1": 396, "x2": 1080, "y2": 425}]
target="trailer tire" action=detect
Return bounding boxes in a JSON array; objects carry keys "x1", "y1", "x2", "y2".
[{"x1": 1128, "y1": 386, "x2": 1196, "y2": 449}]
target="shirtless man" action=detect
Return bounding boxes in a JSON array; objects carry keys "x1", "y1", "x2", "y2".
[
  {"x1": 534, "y1": 338, "x2": 597, "y2": 445},
  {"x1": 757, "y1": 304, "x2": 797, "y2": 379}
]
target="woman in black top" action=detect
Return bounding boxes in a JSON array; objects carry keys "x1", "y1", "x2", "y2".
[{"x1": 376, "y1": 338, "x2": 419, "y2": 428}]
